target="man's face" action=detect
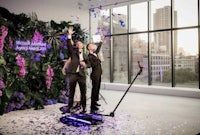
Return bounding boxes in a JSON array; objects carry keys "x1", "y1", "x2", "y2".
[
  {"x1": 76, "y1": 41, "x2": 83, "y2": 49},
  {"x1": 88, "y1": 44, "x2": 96, "y2": 52}
]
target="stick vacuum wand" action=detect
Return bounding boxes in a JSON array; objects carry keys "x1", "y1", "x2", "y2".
[
  {"x1": 138, "y1": 61, "x2": 143, "y2": 75},
  {"x1": 98, "y1": 61, "x2": 143, "y2": 117}
]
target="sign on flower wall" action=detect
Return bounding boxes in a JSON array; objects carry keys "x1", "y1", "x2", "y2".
[
  {"x1": 15, "y1": 41, "x2": 47, "y2": 51},
  {"x1": 15, "y1": 30, "x2": 47, "y2": 51}
]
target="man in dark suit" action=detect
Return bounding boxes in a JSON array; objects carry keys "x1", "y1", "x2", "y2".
[
  {"x1": 87, "y1": 41, "x2": 103, "y2": 113},
  {"x1": 66, "y1": 27, "x2": 90, "y2": 114}
]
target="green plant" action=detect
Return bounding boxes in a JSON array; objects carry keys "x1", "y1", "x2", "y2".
[{"x1": 0, "y1": 7, "x2": 87, "y2": 115}]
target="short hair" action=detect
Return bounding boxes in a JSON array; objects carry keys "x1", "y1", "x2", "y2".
[
  {"x1": 75, "y1": 41, "x2": 84, "y2": 47},
  {"x1": 86, "y1": 43, "x2": 92, "y2": 50}
]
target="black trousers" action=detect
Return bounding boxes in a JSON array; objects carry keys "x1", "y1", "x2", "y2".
[
  {"x1": 91, "y1": 75, "x2": 101, "y2": 109},
  {"x1": 68, "y1": 73, "x2": 86, "y2": 110}
]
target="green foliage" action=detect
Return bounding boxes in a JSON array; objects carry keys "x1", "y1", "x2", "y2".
[
  {"x1": 162, "y1": 68, "x2": 198, "y2": 83},
  {"x1": 0, "y1": 7, "x2": 87, "y2": 115}
]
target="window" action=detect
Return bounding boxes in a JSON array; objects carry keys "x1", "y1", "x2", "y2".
[
  {"x1": 113, "y1": 35, "x2": 128, "y2": 83},
  {"x1": 150, "y1": 31, "x2": 172, "y2": 86},
  {"x1": 150, "y1": 0, "x2": 171, "y2": 30},
  {"x1": 130, "y1": 2, "x2": 148, "y2": 32},
  {"x1": 89, "y1": 0, "x2": 200, "y2": 89},
  {"x1": 101, "y1": 37, "x2": 111, "y2": 82},
  {"x1": 112, "y1": 6, "x2": 128, "y2": 34},
  {"x1": 130, "y1": 34, "x2": 148, "y2": 84},
  {"x1": 174, "y1": 29, "x2": 198, "y2": 88},
  {"x1": 173, "y1": 0, "x2": 198, "y2": 28}
]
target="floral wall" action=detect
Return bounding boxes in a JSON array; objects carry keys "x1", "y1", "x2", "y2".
[{"x1": 0, "y1": 7, "x2": 88, "y2": 115}]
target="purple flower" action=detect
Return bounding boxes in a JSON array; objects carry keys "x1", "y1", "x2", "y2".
[
  {"x1": 52, "y1": 99, "x2": 58, "y2": 104},
  {"x1": 40, "y1": 50, "x2": 46, "y2": 54},
  {"x1": 10, "y1": 102, "x2": 16, "y2": 110},
  {"x1": 65, "y1": 77, "x2": 70, "y2": 83},
  {"x1": 30, "y1": 100, "x2": 35, "y2": 106},
  {"x1": 9, "y1": 37, "x2": 13, "y2": 49},
  {"x1": 33, "y1": 53, "x2": 41, "y2": 62},
  {"x1": 79, "y1": 35, "x2": 82, "y2": 39},
  {"x1": 18, "y1": 92, "x2": 24, "y2": 99},
  {"x1": 61, "y1": 90, "x2": 66, "y2": 95},
  {"x1": 46, "y1": 44, "x2": 51, "y2": 49},
  {"x1": 60, "y1": 35, "x2": 68, "y2": 41},
  {"x1": 63, "y1": 45, "x2": 68, "y2": 49},
  {"x1": 15, "y1": 54, "x2": 26, "y2": 77},
  {"x1": 16, "y1": 54, "x2": 25, "y2": 67},
  {"x1": 0, "y1": 79, "x2": 5, "y2": 89},
  {"x1": 46, "y1": 65, "x2": 54, "y2": 89},
  {"x1": 46, "y1": 65, "x2": 54, "y2": 77},
  {"x1": 0, "y1": 90, "x2": 2, "y2": 97},
  {"x1": 59, "y1": 52, "x2": 64, "y2": 60},
  {"x1": 16, "y1": 102, "x2": 23, "y2": 109},
  {"x1": 0, "y1": 25, "x2": 8, "y2": 54},
  {"x1": 84, "y1": 34, "x2": 89, "y2": 39},
  {"x1": 46, "y1": 99, "x2": 53, "y2": 105},
  {"x1": 13, "y1": 91, "x2": 19, "y2": 97},
  {"x1": 20, "y1": 100, "x2": 25, "y2": 104},
  {"x1": 19, "y1": 67, "x2": 26, "y2": 77},
  {"x1": 32, "y1": 30, "x2": 43, "y2": 42},
  {"x1": 5, "y1": 103, "x2": 12, "y2": 113}
]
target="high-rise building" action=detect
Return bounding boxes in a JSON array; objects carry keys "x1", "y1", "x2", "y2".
[{"x1": 153, "y1": 6, "x2": 177, "y2": 55}]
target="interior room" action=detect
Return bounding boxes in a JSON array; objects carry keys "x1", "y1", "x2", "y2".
[{"x1": 0, "y1": 0, "x2": 200, "y2": 134}]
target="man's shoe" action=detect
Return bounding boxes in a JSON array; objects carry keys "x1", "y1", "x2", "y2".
[
  {"x1": 91, "y1": 106, "x2": 99, "y2": 111},
  {"x1": 90, "y1": 109, "x2": 99, "y2": 114},
  {"x1": 90, "y1": 106, "x2": 99, "y2": 114},
  {"x1": 80, "y1": 109, "x2": 87, "y2": 114},
  {"x1": 72, "y1": 102, "x2": 81, "y2": 109},
  {"x1": 62, "y1": 109, "x2": 70, "y2": 114},
  {"x1": 95, "y1": 103, "x2": 101, "y2": 106}
]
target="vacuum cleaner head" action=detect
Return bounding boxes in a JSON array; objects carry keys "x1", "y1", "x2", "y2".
[{"x1": 60, "y1": 113, "x2": 104, "y2": 127}]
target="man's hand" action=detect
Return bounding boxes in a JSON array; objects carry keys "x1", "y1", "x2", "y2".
[
  {"x1": 68, "y1": 26, "x2": 74, "y2": 36},
  {"x1": 80, "y1": 61, "x2": 86, "y2": 68},
  {"x1": 62, "y1": 68, "x2": 66, "y2": 75}
]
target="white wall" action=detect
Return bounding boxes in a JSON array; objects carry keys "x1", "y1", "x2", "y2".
[{"x1": 0, "y1": 0, "x2": 89, "y2": 30}]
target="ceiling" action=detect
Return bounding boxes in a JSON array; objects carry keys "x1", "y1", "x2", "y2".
[{"x1": 78, "y1": 0, "x2": 135, "y2": 9}]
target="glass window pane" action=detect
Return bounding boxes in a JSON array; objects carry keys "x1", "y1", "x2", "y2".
[
  {"x1": 112, "y1": 6, "x2": 128, "y2": 34},
  {"x1": 130, "y1": 34, "x2": 148, "y2": 84},
  {"x1": 90, "y1": 8, "x2": 100, "y2": 36},
  {"x1": 150, "y1": 31, "x2": 172, "y2": 86},
  {"x1": 174, "y1": 0, "x2": 198, "y2": 27},
  {"x1": 174, "y1": 29, "x2": 198, "y2": 88},
  {"x1": 99, "y1": 9, "x2": 111, "y2": 36},
  {"x1": 131, "y1": 2, "x2": 148, "y2": 32},
  {"x1": 101, "y1": 37, "x2": 111, "y2": 82},
  {"x1": 90, "y1": 8, "x2": 111, "y2": 36},
  {"x1": 150, "y1": 0, "x2": 171, "y2": 30},
  {"x1": 113, "y1": 35, "x2": 128, "y2": 83}
]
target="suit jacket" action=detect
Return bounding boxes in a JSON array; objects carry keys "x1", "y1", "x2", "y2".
[
  {"x1": 88, "y1": 42, "x2": 103, "y2": 79},
  {"x1": 67, "y1": 39, "x2": 90, "y2": 77}
]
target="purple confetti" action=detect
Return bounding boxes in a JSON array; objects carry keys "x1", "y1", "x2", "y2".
[{"x1": 119, "y1": 20, "x2": 125, "y2": 27}]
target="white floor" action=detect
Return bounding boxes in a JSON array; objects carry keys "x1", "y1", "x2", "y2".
[{"x1": 0, "y1": 89, "x2": 200, "y2": 135}]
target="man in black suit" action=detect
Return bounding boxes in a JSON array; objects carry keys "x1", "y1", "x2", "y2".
[
  {"x1": 66, "y1": 27, "x2": 90, "y2": 114},
  {"x1": 87, "y1": 41, "x2": 103, "y2": 113}
]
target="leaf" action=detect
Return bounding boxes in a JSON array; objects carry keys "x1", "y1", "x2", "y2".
[
  {"x1": 5, "y1": 87, "x2": 14, "y2": 99},
  {"x1": 13, "y1": 66, "x2": 20, "y2": 74}
]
